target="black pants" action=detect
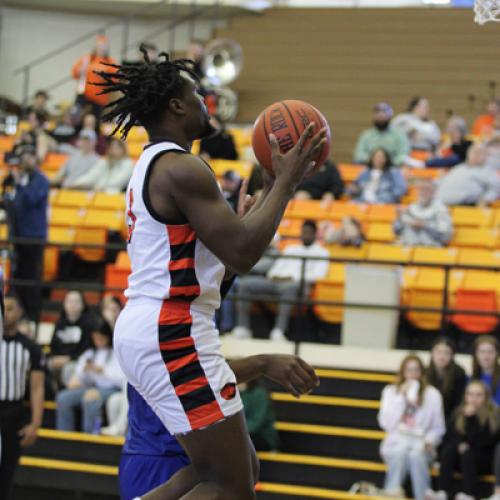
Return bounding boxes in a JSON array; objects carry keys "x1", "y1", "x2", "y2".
[
  {"x1": 13, "y1": 243, "x2": 43, "y2": 322},
  {"x1": 439, "y1": 442, "x2": 493, "y2": 498},
  {"x1": 0, "y1": 402, "x2": 26, "y2": 500}
]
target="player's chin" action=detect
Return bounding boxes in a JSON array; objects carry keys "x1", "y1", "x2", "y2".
[{"x1": 198, "y1": 118, "x2": 217, "y2": 139}]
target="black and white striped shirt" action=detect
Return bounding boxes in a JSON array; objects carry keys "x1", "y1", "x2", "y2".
[{"x1": 0, "y1": 333, "x2": 44, "y2": 402}]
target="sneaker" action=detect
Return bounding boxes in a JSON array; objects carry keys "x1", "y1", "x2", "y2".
[
  {"x1": 455, "y1": 493, "x2": 474, "y2": 500},
  {"x1": 383, "y1": 487, "x2": 405, "y2": 498},
  {"x1": 269, "y1": 328, "x2": 286, "y2": 342},
  {"x1": 435, "y1": 491, "x2": 448, "y2": 500},
  {"x1": 101, "y1": 425, "x2": 122, "y2": 436},
  {"x1": 230, "y1": 326, "x2": 252, "y2": 339},
  {"x1": 425, "y1": 489, "x2": 438, "y2": 500}
]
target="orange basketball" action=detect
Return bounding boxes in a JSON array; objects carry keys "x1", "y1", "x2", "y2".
[{"x1": 252, "y1": 99, "x2": 331, "y2": 176}]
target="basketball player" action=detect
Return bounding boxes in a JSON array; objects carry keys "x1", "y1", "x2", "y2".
[{"x1": 96, "y1": 49, "x2": 327, "y2": 499}]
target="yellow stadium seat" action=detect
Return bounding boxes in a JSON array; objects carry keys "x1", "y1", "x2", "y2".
[
  {"x1": 328, "y1": 202, "x2": 367, "y2": 222},
  {"x1": 452, "y1": 228, "x2": 498, "y2": 249},
  {"x1": 452, "y1": 207, "x2": 494, "y2": 227},
  {"x1": 210, "y1": 159, "x2": 253, "y2": 178},
  {"x1": 313, "y1": 265, "x2": 345, "y2": 324},
  {"x1": 115, "y1": 251, "x2": 131, "y2": 270},
  {"x1": 327, "y1": 244, "x2": 366, "y2": 261},
  {"x1": 43, "y1": 247, "x2": 60, "y2": 282},
  {"x1": 48, "y1": 226, "x2": 76, "y2": 245},
  {"x1": 338, "y1": 164, "x2": 364, "y2": 183},
  {"x1": 126, "y1": 126, "x2": 148, "y2": 143},
  {"x1": 90, "y1": 192, "x2": 126, "y2": 211},
  {"x1": 54, "y1": 190, "x2": 93, "y2": 208},
  {"x1": 83, "y1": 210, "x2": 124, "y2": 232},
  {"x1": 0, "y1": 224, "x2": 7, "y2": 241},
  {"x1": 458, "y1": 248, "x2": 500, "y2": 268},
  {"x1": 49, "y1": 207, "x2": 85, "y2": 227},
  {"x1": 74, "y1": 227, "x2": 107, "y2": 262},
  {"x1": 42, "y1": 153, "x2": 69, "y2": 172},
  {"x1": 191, "y1": 140, "x2": 200, "y2": 156},
  {"x1": 285, "y1": 200, "x2": 328, "y2": 221},
  {"x1": 412, "y1": 247, "x2": 458, "y2": 265},
  {"x1": 228, "y1": 127, "x2": 252, "y2": 149},
  {"x1": 461, "y1": 270, "x2": 500, "y2": 294},
  {"x1": 367, "y1": 204, "x2": 398, "y2": 223},
  {"x1": 127, "y1": 142, "x2": 144, "y2": 159},
  {"x1": 366, "y1": 244, "x2": 412, "y2": 263},
  {"x1": 366, "y1": 223, "x2": 395, "y2": 243},
  {"x1": 277, "y1": 219, "x2": 303, "y2": 238}
]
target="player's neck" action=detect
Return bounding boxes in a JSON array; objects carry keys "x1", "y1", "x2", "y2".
[{"x1": 147, "y1": 127, "x2": 190, "y2": 151}]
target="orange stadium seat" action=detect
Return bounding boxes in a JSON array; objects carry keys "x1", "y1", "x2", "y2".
[
  {"x1": 54, "y1": 189, "x2": 93, "y2": 208},
  {"x1": 313, "y1": 263, "x2": 345, "y2": 324},
  {"x1": 0, "y1": 136, "x2": 15, "y2": 152},
  {"x1": 74, "y1": 227, "x2": 107, "y2": 262},
  {"x1": 367, "y1": 204, "x2": 398, "y2": 223},
  {"x1": 278, "y1": 219, "x2": 303, "y2": 238},
  {"x1": 285, "y1": 200, "x2": 328, "y2": 220},
  {"x1": 42, "y1": 153, "x2": 69, "y2": 171},
  {"x1": 451, "y1": 290, "x2": 498, "y2": 335},
  {"x1": 366, "y1": 223, "x2": 395, "y2": 243},
  {"x1": 328, "y1": 202, "x2": 367, "y2": 222},
  {"x1": 338, "y1": 164, "x2": 363, "y2": 183},
  {"x1": 49, "y1": 207, "x2": 85, "y2": 227},
  {"x1": 452, "y1": 206, "x2": 494, "y2": 227},
  {"x1": 0, "y1": 224, "x2": 7, "y2": 241}
]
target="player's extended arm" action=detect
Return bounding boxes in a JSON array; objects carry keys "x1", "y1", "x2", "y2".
[
  {"x1": 152, "y1": 124, "x2": 327, "y2": 274},
  {"x1": 229, "y1": 354, "x2": 319, "y2": 398}
]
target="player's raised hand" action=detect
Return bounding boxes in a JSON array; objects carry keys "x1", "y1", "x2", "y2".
[
  {"x1": 269, "y1": 123, "x2": 328, "y2": 192},
  {"x1": 261, "y1": 354, "x2": 320, "y2": 398}
]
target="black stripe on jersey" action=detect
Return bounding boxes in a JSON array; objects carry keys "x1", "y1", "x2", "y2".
[
  {"x1": 169, "y1": 360, "x2": 205, "y2": 387},
  {"x1": 158, "y1": 324, "x2": 192, "y2": 342},
  {"x1": 170, "y1": 240, "x2": 196, "y2": 261},
  {"x1": 169, "y1": 268, "x2": 199, "y2": 288},
  {"x1": 178, "y1": 384, "x2": 216, "y2": 411},
  {"x1": 159, "y1": 344, "x2": 197, "y2": 364}
]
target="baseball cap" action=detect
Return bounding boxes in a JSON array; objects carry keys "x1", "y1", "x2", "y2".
[{"x1": 373, "y1": 102, "x2": 393, "y2": 117}]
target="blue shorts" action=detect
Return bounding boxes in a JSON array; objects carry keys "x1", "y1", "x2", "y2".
[{"x1": 119, "y1": 454, "x2": 190, "y2": 500}]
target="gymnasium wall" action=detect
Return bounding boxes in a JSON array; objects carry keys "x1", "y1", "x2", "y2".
[
  {"x1": 0, "y1": 7, "x2": 222, "y2": 107},
  {"x1": 218, "y1": 7, "x2": 500, "y2": 161}
]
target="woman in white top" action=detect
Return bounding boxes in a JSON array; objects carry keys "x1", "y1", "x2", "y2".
[
  {"x1": 56, "y1": 318, "x2": 125, "y2": 433},
  {"x1": 72, "y1": 137, "x2": 133, "y2": 192},
  {"x1": 378, "y1": 354, "x2": 446, "y2": 500},
  {"x1": 393, "y1": 97, "x2": 441, "y2": 152}
]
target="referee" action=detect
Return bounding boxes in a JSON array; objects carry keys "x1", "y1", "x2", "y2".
[{"x1": 0, "y1": 294, "x2": 45, "y2": 500}]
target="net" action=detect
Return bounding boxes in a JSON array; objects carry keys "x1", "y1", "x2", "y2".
[{"x1": 475, "y1": 0, "x2": 500, "y2": 24}]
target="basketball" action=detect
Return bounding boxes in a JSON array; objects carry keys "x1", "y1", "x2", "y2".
[{"x1": 251, "y1": 99, "x2": 332, "y2": 176}]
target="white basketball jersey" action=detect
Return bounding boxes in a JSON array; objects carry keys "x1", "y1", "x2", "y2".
[{"x1": 124, "y1": 141, "x2": 225, "y2": 309}]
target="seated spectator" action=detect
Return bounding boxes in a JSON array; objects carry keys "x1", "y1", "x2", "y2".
[
  {"x1": 485, "y1": 136, "x2": 500, "y2": 170},
  {"x1": 240, "y1": 380, "x2": 278, "y2": 451},
  {"x1": 200, "y1": 115, "x2": 238, "y2": 160},
  {"x1": 49, "y1": 290, "x2": 96, "y2": 389},
  {"x1": 295, "y1": 159, "x2": 344, "y2": 201},
  {"x1": 348, "y1": 148, "x2": 406, "y2": 203},
  {"x1": 79, "y1": 112, "x2": 107, "y2": 155},
  {"x1": 472, "y1": 98, "x2": 500, "y2": 137},
  {"x1": 471, "y1": 336, "x2": 500, "y2": 405},
  {"x1": 425, "y1": 116, "x2": 473, "y2": 168},
  {"x1": 426, "y1": 337, "x2": 467, "y2": 422},
  {"x1": 426, "y1": 381, "x2": 500, "y2": 500},
  {"x1": 393, "y1": 97, "x2": 441, "y2": 152},
  {"x1": 50, "y1": 109, "x2": 78, "y2": 147},
  {"x1": 22, "y1": 90, "x2": 50, "y2": 119},
  {"x1": 220, "y1": 170, "x2": 242, "y2": 212},
  {"x1": 324, "y1": 216, "x2": 365, "y2": 247},
  {"x1": 56, "y1": 318, "x2": 124, "y2": 433},
  {"x1": 101, "y1": 295, "x2": 122, "y2": 330},
  {"x1": 435, "y1": 144, "x2": 500, "y2": 206},
  {"x1": 71, "y1": 138, "x2": 133, "y2": 192},
  {"x1": 394, "y1": 179, "x2": 453, "y2": 247},
  {"x1": 378, "y1": 354, "x2": 445, "y2": 500},
  {"x1": 232, "y1": 220, "x2": 329, "y2": 341},
  {"x1": 51, "y1": 130, "x2": 100, "y2": 188},
  {"x1": 354, "y1": 102, "x2": 410, "y2": 166}
]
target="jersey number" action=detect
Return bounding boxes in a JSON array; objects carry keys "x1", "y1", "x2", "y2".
[{"x1": 127, "y1": 189, "x2": 137, "y2": 243}]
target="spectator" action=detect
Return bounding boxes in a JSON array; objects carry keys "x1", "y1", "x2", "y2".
[
  {"x1": 426, "y1": 337, "x2": 467, "y2": 422},
  {"x1": 295, "y1": 159, "x2": 344, "y2": 201},
  {"x1": 71, "y1": 138, "x2": 133, "y2": 192},
  {"x1": 472, "y1": 98, "x2": 500, "y2": 137},
  {"x1": 51, "y1": 130, "x2": 100, "y2": 188},
  {"x1": 220, "y1": 170, "x2": 242, "y2": 212},
  {"x1": 348, "y1": 148, "x2": 407, "y2": 204},
  {"x1": 4, "y1": 147, "x2": 49, "y2": 321},
  {"x1": 485, "y1": 136, "x2": 500, "y2": 170},
  {"x1": 435, "y1": 144, "x2": 500, "y2": 206},
  {"x1": 200, "y1": 115, "x2": 238, "y2": 161},
  {"x1": 471, "y1": 336, "x2": 500, "y2": 405},
  {"x1": 393, "y1": 97, "x2": 441, "y2": 152},
  {"x1": 49, "y1": 290, "x2": 95, "y2": 389},
  {"x1": 394, "y1": 179, "x2": 453, "y2": 247},
  {"x1": 71, "y1": 35, "x2": 117, "y2": 117},
  {"x1": 425, "y1": 116, "x2": 473, "y2": 168},
  {"x1": 426, "y1": 381, "x2": 500, "y2": 500},
  {"x1": 50, "y1": 109, "x2": 78, "y2": 147},
  {"x1": 22, "y1": 90, "x2": 50, "y2": 119},
  {"x1": 79, "y1": 112, "x2": 107, "y2": 155},
  {"x1": 101, "y1": 295, "x2": 122, "y2": 330},
  {"x1": 56, "y1": 318, "x2": 124, "y2": 433},
  {"x1": 240, "y1": 380, "x2": 278, "y2": 451},
  {"x1": 232, "y1": 220, "x2": 329, "y2": 341},
  {"x1": 324, "y1": 216, "x2": 365, "y2": 247},
  {"x1": 0, "y1": 295, "x2": 45, "y2": 500},
  {"x1": 378, "y1": 354, "x2": 445, "y2": 500},
  {"x1": 354, "y1": 102, "x2": 410, "y2": 166}
]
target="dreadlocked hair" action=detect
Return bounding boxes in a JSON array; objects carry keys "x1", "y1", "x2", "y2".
[{"x1": 93, "y1": 45, "x2": 199, "y2": 140}]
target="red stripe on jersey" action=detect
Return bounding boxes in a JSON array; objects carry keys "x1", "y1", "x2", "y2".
[
  {"x1": 169, "y1": 258, "x2": 195, "y2": 271},
  {"x1": 159, "y1": 300, "x2": 192, "y2": 325},
  {"x1": 169, "y1": 285, "x2": 201, "y2": 298},
  {"x1": 166, "y1": 352, "x2": 198, "y2": 373},
  {"x1": 167, "y1": 224, "x2": 196, "y2": 246},
  {"x1": 186, "y1": 400, "x2": 225, "y2": 430},
  {"x1": 174, "y1": 376, "x2": 210, "y2": 397},
  {"x1": 159, "y1": 336, "x2": 195, "y2": 351}
]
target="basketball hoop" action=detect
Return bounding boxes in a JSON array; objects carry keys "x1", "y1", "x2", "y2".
[{"x1": 475, "y1": 0, "x2": 500, "y2": 24}]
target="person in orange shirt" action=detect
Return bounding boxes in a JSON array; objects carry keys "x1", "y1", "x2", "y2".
[
  {"x1": 71, "y1": 35, "x2": 117, "y2": 118},
  {"x1": 471, "y1": 98, "x2": 500, "y2": 137}
]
